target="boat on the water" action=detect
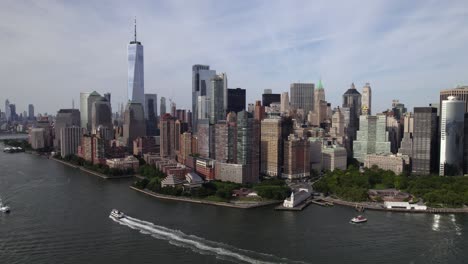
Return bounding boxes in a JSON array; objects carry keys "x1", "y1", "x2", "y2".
[
  {"x1": 0, "y1": 199, "x2": 10, "y2": 213},
  {"x1": 3, "y1": 147, "x2": 24, "y2": 153},
  {"x1": 110, "y1": 209, "x2": 124, "y2": 219},
  {"x1": 350, "y1": 215, "x2": 367, "y2": 223}
]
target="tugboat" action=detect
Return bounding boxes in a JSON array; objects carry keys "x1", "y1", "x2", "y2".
[
  {"x1": 0, "y1": 199, "x2": 10, "y2": 213},
  {"x1": 350, "y1": 215, "x2": 367, "y2": 223},
  {"x1": 110, "y1": 209, "x2": 124, "y2": 219}
]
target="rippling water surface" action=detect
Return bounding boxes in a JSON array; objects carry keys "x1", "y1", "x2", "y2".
[{"x1": 0, "y1": 146, "x2": 467, "y2": 263}]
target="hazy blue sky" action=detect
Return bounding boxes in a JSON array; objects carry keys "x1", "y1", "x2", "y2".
[{"x1": 1, "y1": 0, "x2": 468, "y2": 115}]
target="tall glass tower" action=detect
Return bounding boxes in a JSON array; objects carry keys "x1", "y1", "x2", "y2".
[{"x1": 127, "y1": 19, "x2": 144, "y2": 105}]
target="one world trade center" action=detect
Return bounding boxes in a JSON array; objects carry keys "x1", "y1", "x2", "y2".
[{"x1": 127, "y1": 19, "x2": 144, "y2": 105}]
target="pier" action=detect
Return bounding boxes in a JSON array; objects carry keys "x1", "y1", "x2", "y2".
[{"x1": 275, "y1": 198, "x2": 333, "y2": 211}]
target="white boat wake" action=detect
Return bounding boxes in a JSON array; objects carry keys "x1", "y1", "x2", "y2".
[{"x1": 110, "y1": 214, "x2": 306, "y2": 264}]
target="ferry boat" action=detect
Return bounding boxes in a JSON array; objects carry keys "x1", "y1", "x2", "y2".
[
  {"x1": 110, "y1": 209, "x2": 124, "y2": 219},
  {"x1": 350, "y1": 215, "x2": 367, "y2": 223}
]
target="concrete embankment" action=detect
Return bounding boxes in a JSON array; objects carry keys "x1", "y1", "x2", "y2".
[
  {"x1": 130, "y1": 186, "x2": 281, "y2": 209},
  {"x1": 323, "y1": 197, "x2": 468, "y2": 214}
]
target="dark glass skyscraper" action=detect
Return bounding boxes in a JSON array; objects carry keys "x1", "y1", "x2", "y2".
[
  {"x1": 227, "y1": 88, "x2": 246, "y2": 113},
  {"x1": 262, "y1": 93, "x2": 281, "y2": 107},
  {"x1": 412, "y1": 107, "x2": 438, "y2": 175},
  {"x1": 342, "y1": 83, "x2": 362, "y2": 156},
  {"x1": 28, "y1": 104, "x2": 34, "y2": 120}
]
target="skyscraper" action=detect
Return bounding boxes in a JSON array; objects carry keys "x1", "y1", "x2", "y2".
[
  {"x1": 210, "y1": 74, "x2": 226, "y2": 125},
  {"x1": 440, "y1": 85, "x2": 468, "y2": 112},
  {"x1": 144, "y1": 93, "x2": 158, "y2": 136},
  {"x1": 342, "y1": 83, "x2": 362, "y2": 155},
  {"x1": 392, "y1": 100, "x2": 407, "y2": 120},
  {"x1": 280, "y1": 92, "x2": 289, "y2": 114},
  {"x1": 4, "y1": 99, "x2": 10, "y2": 121},
  {"x1": 227, "y1": 88, "x2": 246, "y2": 113},
  {"x1": 290, "y1": 83, "x2": 314, "y2": 121},
  {"x1": 361, "y1": 83, "x2": 372, "y2": 115},
  {"x1": 192, "y1": 65, "x2": 216, "y2": 132},
  {"x1": 87, "y1": 91, "x2": 103, "y2": 132},
  {"x1": 80, "y1": 93, "x2": 90, "y2": 128},
  {"x1": 127, "y1": 19, "x2": 144, "y2": 105},
  {"x1": 9, "y1": 104, "x2": 17, "y2": 121},
  {"x1": 144, "y1": 94, "x2": 157, "y2": 120},
  {"x1": 160, "y1": 113, "x2": 176, "y2": 158},
  {"x1": 353, "y1": 114, "x2": 391, "y2": 163},
  {"x1": 160, "y1": 97, "x2": 166, "y2": 116},
  {"x1": 283, "y1": 134, "x2": 310, "y2": 179},
  {"x1": 197, "y1": 96, "x2": 210, "y2": 119},
  {"x1": 412, "y1": 107, "x2": 438, "y2": 175},
  {"x1": 122, "y1": 102, "x2": 146, "y2": 147},
  {"x1": 237, "y1": 110, "x2": 260, "y2": 183},
  {"x1": 398, "y1": 112, "x2": 414, "y2": 157},
  {"x1": 214, "y1": 113, "x2": 238, "y2": 163},
  {"x1": 28, "y1": 104, "x2": 34, "y2": 120},
  {"x1": 439, "y1": 96, "x2": 465, "y2": 176},
  {"x1": 54, "y1": 109, "x2": 81, "y2": 149},
  {"x1": 262, "y1": 92, "x2": 281, "y2": 107},
  {"x1": 60, "y1": 126, "x2": 82, "y2": 158},
  {"x1": 260, "y1": 118, "x2": 282, "y2": 177},
  {"x1": 386, "y1": 116, "x2": 402, "y2": 154},
  {"x1": 91, "y1": 98, "x2": 112, "y2": 134},
  {"x1": 314, "y1": 79, "x2": 325, "y2": 106},
  {"x1": 330, "y1": 107, "x2": 346, "y2": 147}
]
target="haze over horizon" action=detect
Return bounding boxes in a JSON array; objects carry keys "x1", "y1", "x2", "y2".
[{"x1": 1, "y1": 0, "x2": 468, "y2": 114}]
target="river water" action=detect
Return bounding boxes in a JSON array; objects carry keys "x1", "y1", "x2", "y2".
[{"x1": 0, "y1": 146, "x2": 467, "y2": 264}]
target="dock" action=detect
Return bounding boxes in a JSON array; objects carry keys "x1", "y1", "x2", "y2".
[{"x1": 275, "y1": 198, "x2": 333, "y2": 211}]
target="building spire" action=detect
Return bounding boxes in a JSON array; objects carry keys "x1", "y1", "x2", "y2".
[{"x1": 134, "y1": 17, "x2": 137, "y2": 42}]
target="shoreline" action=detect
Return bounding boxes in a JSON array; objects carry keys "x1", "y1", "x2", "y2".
[
  {"x1": 50, "y1": 157, "x2": 133, "y2": 180},
  {"x1": 322, "y1": 197, "x2": 468, "y2": 214},
  {"x1": 130, "y1": 186, "x2": 281, "y2": 209}
]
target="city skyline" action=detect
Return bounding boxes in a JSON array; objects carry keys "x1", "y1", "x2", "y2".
[{"x1": 1, "y1": 1, "x2": 468, "y2": 114}]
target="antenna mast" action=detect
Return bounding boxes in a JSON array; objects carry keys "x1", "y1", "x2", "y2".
[{"x1": 134, "y1": 17, "x2": 137, "y2": 42}]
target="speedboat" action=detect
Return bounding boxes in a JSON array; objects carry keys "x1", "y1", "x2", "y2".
[
  {"x1": 0, "y1": 199, "x2": 10, "y2": 213},
  {"x1": 110, "y1": 209, "x2": 124, "y2": 219},
  {"x1": 0, "y1": 205, "x2": 10, "y2": 213},
  {"x1": 350, "y1": 215, "x2": 367, "y2": 223}
]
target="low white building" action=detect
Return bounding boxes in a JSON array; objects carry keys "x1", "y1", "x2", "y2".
[
  {"x1": 384, "y1": 201, "x2": 427, "y2": 211},
  {"x1": 184, "y1": 172, "x2": 204, "y2": 188},
  {"x1": 283, "y1": 188, "x2": 311, "y2": 208},
  {"x1": 161, "y1": 174, "x2": 185, "y2": 187},
  {"x1": 106, "y1": 156, "x2": 140, "y2": 171}
]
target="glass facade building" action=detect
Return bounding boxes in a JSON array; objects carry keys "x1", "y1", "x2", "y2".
[
  {"x1": 412, "y1": 107, "x2": 438, "y2": 175},
  {"x1": 128, "y1": 38, "x2": 144, "y2": 105}
]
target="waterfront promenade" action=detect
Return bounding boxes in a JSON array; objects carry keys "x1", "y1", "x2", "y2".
[
  {"x1": 323, "y1": 197, "x2": 468, "y2": 214},
  {"x1": 50, "y1": 157, "x2": 133, "y2": 180},
  {"x1": 130, "y1": 186, "x2": 281, "y2": 209}
]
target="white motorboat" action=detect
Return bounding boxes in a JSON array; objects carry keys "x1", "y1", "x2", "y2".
[
  {"x1": 350, "y1": 215, "x2": 367, "y2": 223},
  {"x1": 0, "y1": 199, "x2": 10, "y2": 213},
  {"x1": 110, "y1": 209, "x2": 124, "y2": 219}
]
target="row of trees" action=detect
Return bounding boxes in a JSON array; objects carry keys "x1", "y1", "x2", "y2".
[{"x1": 314, "y1": 165, "x2": 468, "y2": 207}]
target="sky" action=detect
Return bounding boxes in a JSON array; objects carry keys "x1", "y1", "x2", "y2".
[{"x1": 1, "y1": 0, "x2": 468, "y2": 115}]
